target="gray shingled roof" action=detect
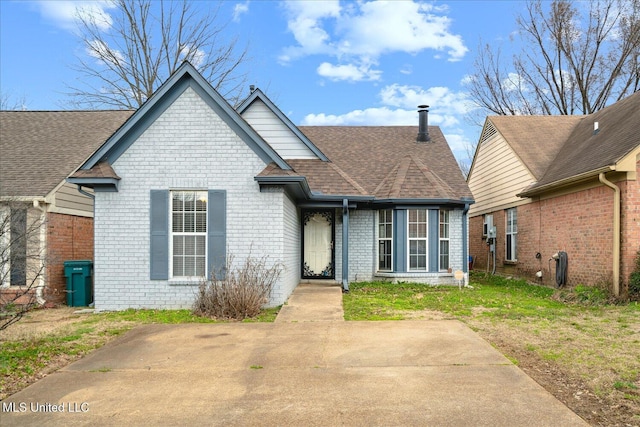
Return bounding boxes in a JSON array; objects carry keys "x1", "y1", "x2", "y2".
[
  {"x1": 0, "y1": 111, "x2": 133, "y2": 198},
  {"x1": 529, "y1": 90, "x2": 640, "y2": 191},
  {"x1": 3, "y1": 110, "x2": 472, "y2": 203},
  {"x1": 488, "y1": 115, "x2": 584, "y2": 180},
  {"x1": 297, "y1": 126, "x2": 473, "y2": 201}
]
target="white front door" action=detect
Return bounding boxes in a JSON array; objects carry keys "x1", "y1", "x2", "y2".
[{"x1": 302, "y1": 210, "x2": 334, "y2": 278}]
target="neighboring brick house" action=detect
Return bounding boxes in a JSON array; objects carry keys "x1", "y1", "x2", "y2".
[
  {"x1": 67, "y1": 62, "x2": 473, "y2": 311},
  {"x1": 467, "y1": 91, "x2": 640, "y2": 296},
  {"x1": 0, "y1": 110, "x2": 133, "y2": 305}
]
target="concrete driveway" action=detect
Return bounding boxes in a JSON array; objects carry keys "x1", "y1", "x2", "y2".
[
  {"x1": 2, "y1": 285, "x2": 588, "y2": 426},
  {"x1": 2, "y1": 322, "x2": 588, "y2": 426}
]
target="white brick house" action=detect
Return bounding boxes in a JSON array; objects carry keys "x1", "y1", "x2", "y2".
[{"x1": 69, "y1": 62, "x2": 473, "y2": 310}]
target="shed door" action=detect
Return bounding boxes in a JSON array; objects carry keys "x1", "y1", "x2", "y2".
[{"x1": 302, "y1": 210, "x2": 334, "y2": 279}]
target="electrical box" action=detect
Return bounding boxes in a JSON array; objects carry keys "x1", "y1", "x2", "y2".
[{"x1": 488, "y1": 226, "x2": 496, "y2": 239}]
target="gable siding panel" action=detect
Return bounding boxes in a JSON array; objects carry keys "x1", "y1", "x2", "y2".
[
  {"x1": 469, "y1": 134, "x2": 535, "y2": 216},
  {"x1": 53, "y1": 182, "x2": 94, "y2": 215},
  {"x1": 241, "y1": 100, "x2": 318, "y2": 159}
]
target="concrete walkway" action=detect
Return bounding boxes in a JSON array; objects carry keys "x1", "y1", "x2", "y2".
[
  {"x1": 3, "y1": 284, "x2": 588, "y2": 426},
  {"x1": 275, "y1": 282, "x2": 344, "y2": 322}
]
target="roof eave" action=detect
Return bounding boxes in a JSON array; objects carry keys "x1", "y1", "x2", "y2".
[
  {"x1": 255, "y1": 175, "x2": 374, "y2": 202},
  {"x1": 372, "y1": 197, "x2": 475, "y2": 206},
  {"x1": 66, "y1": 177, "x2": 120, "y2": 192},
  {"x1": 517, "y1": 165, "x2": 614, "y2": 197}
]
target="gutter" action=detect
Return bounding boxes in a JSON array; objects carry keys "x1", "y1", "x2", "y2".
[
  {"x1": 31, "y1": 199, "x2": 49, "y2": 306},
  {"x1": 518, "y1": 166, "x2": 612, "y2": 198},
  {"x1": 598, "y1": 172, "x2": 621, "y2": 297}
]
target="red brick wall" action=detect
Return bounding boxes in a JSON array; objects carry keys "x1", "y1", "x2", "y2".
[
  {"x1": 620, "y1": 160, "x2": 640, "y2": 284},
  {"x1": 469, "y1": 182, "x2": 635, "y2": 290},
  {"x1": 46, "y1": 213, "x2": 94, "y2": 304}
]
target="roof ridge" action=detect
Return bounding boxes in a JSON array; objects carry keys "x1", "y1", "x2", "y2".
[
  {"x1": 389, "y1": 156, "x2": 412, "y2": 198},
  {"x1": 327, "y1": 162, "x2": 369, "y2": 196},
  {"x1": 410, "y1": 155, "x2": 458, "y2": 198}
]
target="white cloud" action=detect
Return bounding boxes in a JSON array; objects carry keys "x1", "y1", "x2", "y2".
[
  {"x1": 317, "y1": 62, "x2": 382, "y2": 82},
  {"x1": 279, "y1": 0, "x2": 468, "y2": 80},
  {"x1": 301, "y1": 82, "x2": 478, "y2": 163},
  {"x1": 233, "y1": 1, "x2": 250, "y2": 23},
  {"x1": 34, "y1": 1, "x2": 115, "y2": 32},
  {"x1": 87, "y1": 38, "x2": 124, "y2": 63},
  {"x1": 379, "y1": 84, "x2": 472, "y2": 116},
  {"x1": 302, "y1": 107, "x2": 414, "y2": 126}
]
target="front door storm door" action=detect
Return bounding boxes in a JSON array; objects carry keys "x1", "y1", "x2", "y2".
[{"x1": 302, "y1": 210, "x2": 335, "y2": 279}]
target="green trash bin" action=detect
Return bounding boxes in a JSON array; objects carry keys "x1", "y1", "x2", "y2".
[{"x1": 64, "y1": 260, "x2": 93, "y2": 307}]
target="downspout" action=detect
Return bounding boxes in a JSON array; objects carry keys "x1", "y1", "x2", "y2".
[
  {"x1": 342, "y1": 198, "x2": 349, "y2": 292},
  {"x1": 462, "y1": 202, "x2": 471, "y2": 286},
  {"x1": 76, "y1": 185, "x2": 95, "y2": 200},
  {"x1": 598, "y1": 172, "x2": 620, "y2": 297}
]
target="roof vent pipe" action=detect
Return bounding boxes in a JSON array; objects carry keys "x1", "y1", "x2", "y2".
[
  {"x1": 417, "y1": 105, "x2": 430, "y2": 142},
  {"x1": 593, "y1": 121, "x2": 599, "y2": 135}
]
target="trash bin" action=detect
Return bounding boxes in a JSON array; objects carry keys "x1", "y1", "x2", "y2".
[
  {"x1": 64, "y1": 260, "x2": 93, "y2": 307},
  {"x1": 468, "y1": 255, "x2": 474, "y2": 271}
]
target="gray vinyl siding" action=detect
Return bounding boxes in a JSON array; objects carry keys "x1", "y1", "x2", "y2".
[
  {"x1": 241, "y1": 99, "x2": 318, "y2": 159},
  {"x1": 468, "y1": 130, "x2": 536, "y2": 216},
  {"x1": 53, "y1": 182, "x2": 94, "y2": 215}
]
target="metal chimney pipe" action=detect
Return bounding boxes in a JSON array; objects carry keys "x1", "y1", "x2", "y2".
[{"x1": 417, "y1": 105, "x2": 430, "y2": 142}]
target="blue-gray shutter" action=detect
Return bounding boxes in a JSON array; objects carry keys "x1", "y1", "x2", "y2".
[
  {"x1": 207, "y1": 190, "x2": 226, "y2": 279},
  {"x1": 150, "y1": 190, "x2": 169, "y2": 280},
  {"x1": 429, "y1": 209, "x2": 439, "y2": 272}
]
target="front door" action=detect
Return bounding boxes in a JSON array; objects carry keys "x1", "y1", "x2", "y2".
[{"x1": 302, "y1": 210, "x2": 335, "y2": 279}]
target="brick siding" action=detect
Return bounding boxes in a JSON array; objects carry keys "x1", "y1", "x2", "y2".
[
  {"x1": 46, "y1": 213, "x2": 94, "y2": 304},
  {"x1": 470, "y1": 172, "x2": 640, "y2": 293},
  {"x1": 92, "y1": 87, "x2": 298, "y2": 310}
]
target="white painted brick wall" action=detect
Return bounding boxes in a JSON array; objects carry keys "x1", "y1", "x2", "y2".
[
  {"x1": 335, "y1": 208, "x2": 468, "y2": 286},
  {"x1": 335, "y1": 209, "x2": 375, "y2": 283},
  {"x1": 94, "y1": 87, "x2": 298, "y2": 310}
]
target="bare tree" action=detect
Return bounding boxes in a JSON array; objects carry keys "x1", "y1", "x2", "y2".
[
  {"x1": 68, "y1": 0, "x2": 250, "y2": 109},
  {"x1": 0, "y1": 91, "x2": 27, "y2": 111},
  {"x1": 467, "y1": 0, "x2": 640, "y2": 117},
  {"x1": 0, "y1": 202, "x2": 47, "y2": 331}
]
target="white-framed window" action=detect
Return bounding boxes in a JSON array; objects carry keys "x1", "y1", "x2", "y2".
[
  {"x1": 506, "y1": 208, "x2": 517, "y2": 261},
  {"x1": 408, "y1": 209, "x2": 428, "y2": 271},
  {"x1": 439, "y1": 210, "x2": 450, "y2": 271},
  {"x1": 170, "y1": 190, "x2": 207, "y2": 278},
  {"x1": 378, "y1": 209, "x2": 393, "y2": 271}
]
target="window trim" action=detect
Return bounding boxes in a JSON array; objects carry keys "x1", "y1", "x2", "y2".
[
  {"x1": 505, "y1": 208, "x2": 517, "y2": 262},
  {"x1": 169, "y1": 190, "x2": 208, "y2": 279},
  {"x1": 439, "y1": 209, "x2": 450, "y2": 271},
  {"x1": 407, "y1": 208, "x2": 428, "y2": 271},
  {"x1": 377, "y1": 209, "x2": 393, "y2": 272}
]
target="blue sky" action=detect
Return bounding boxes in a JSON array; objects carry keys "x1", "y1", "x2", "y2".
[{"x1": 0, "y1": 1, "x2": 526, "y2": 166}]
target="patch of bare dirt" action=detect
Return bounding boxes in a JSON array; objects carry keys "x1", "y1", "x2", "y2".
[
  {"x1": 0, "y1": 306, "x2": 85, "y2": 342},
  {"x1": 471, "y1": 319, "x2": 640, "y2": 427}
]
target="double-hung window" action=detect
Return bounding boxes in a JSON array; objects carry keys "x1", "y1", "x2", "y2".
[
  {"x1": 171, "y1": 191, "x2": 207, "y2": 277},
  {"x1": 439, "y1": 210, "x2": 450, "y2": 271},
  {"x1": 378, "y1": 209, "x2": 393, "y2": 271},
  {"x1": 408, "y1": 209, "x2": 428, "y2": 271},
  {"x1": 506, "y1": 208, "x2": 517, "y2": 262}
]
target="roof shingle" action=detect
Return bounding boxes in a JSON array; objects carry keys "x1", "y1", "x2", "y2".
[{"x1": 0, "y1": 110, "x2": 133, "y2": 197}]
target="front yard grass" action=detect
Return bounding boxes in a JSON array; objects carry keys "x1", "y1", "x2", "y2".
[{"x1": 343, "y1": 274, "x2": 640, "y2": 426}]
